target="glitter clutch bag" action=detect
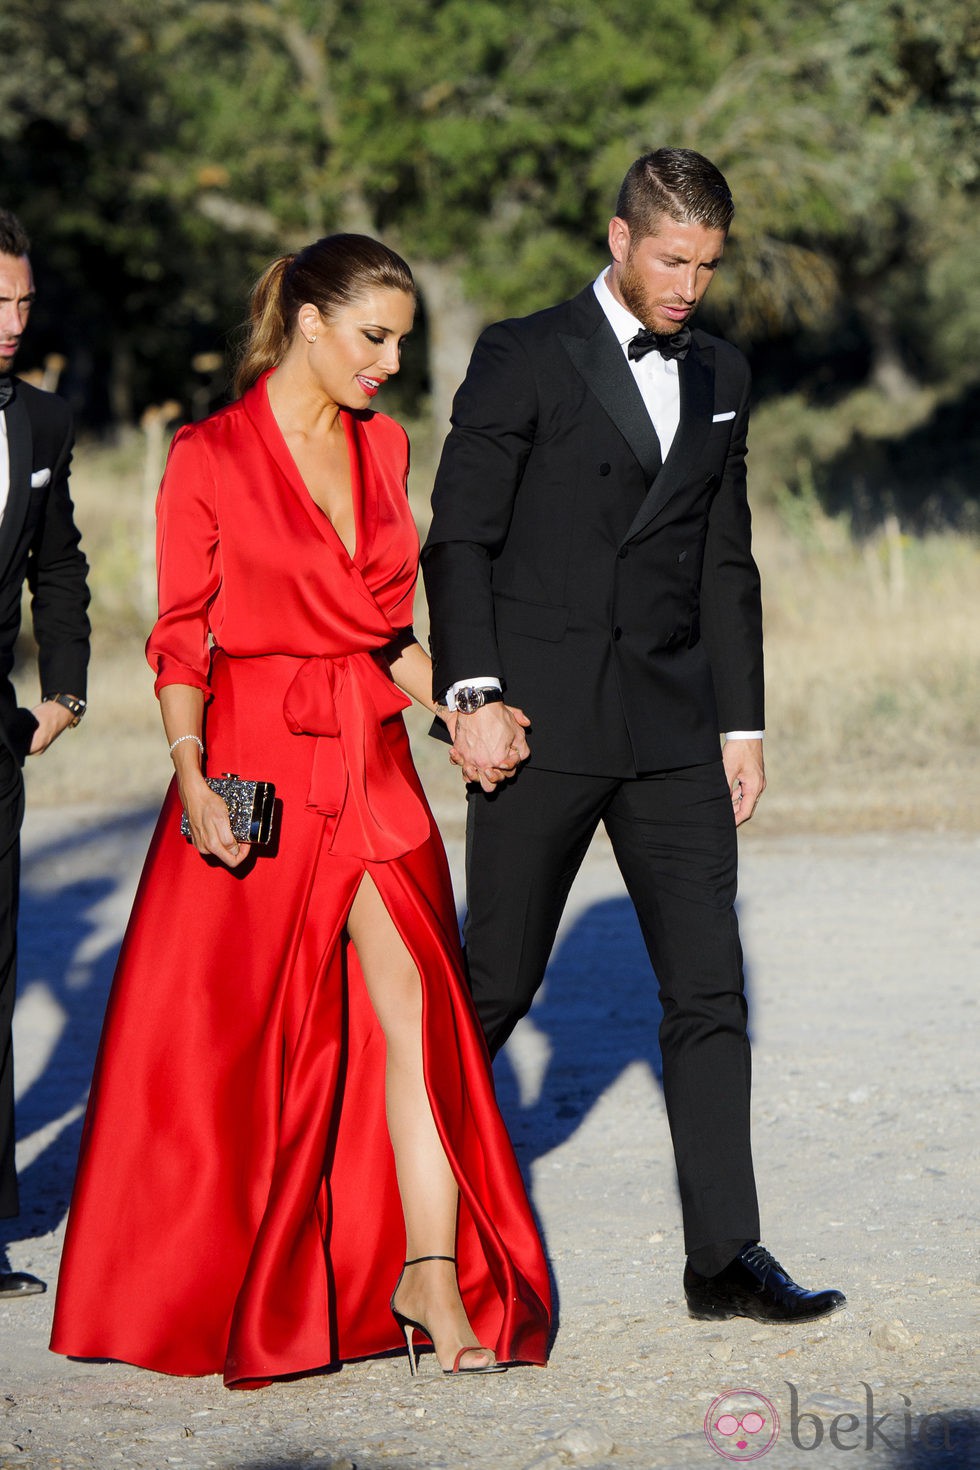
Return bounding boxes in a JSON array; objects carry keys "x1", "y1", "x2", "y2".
[{"x1": 180, "y1": 774, "x2": 277, "y2": 846}]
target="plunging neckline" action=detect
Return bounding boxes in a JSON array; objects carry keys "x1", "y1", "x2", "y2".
[
  {"x1": 302, "y1": 412, "x2": 359, "y2": 564},
  {"x1": 258, "y1": 375, "x2": 363, "y2": 565}
]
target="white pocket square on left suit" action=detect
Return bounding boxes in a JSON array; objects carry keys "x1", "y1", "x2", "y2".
[
  {"x1": 712, "y1": 411, "x2": 736, "y2": 423},
  {"x1": 30, "y1": 468, "x2": 52, "y2": 488}
]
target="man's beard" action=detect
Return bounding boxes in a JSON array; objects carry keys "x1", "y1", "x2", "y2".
[{"x1": 619, "y1": 254, "x2": 692, "y2": 336}]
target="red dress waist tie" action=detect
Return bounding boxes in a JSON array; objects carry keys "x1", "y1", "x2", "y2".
[{"x1": 282, "y1": 651, "x2": 430, "y2": 862}]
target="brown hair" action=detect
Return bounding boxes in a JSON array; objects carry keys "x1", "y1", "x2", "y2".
[
  {"x1": 235, "y1": 233, "x2": 416, "y2": 396},
  {"x1": 615, "y1": 149, "x2": 735, "y2": 239},
  {"x1": 0, "y1": 209, "x2": 31, "y2": 257}
]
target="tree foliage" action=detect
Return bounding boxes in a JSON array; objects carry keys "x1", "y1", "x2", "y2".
[
  {"x1": 1, "y1": 0, "x2": 977, "y2": 441},
  {"x1": 0, "y1": 0, "x2": 263, "y2": 418}
]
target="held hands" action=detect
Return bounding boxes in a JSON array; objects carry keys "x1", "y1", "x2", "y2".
[
  {"x1": 722, "y1": 738, "x2": 766, "y2": 826},
  {"x1": 179, "y1": 771, "x2": 251, "y2": 868},
  {"x1": 448, "y1": 703, "x2": 531, "y2": 792}
]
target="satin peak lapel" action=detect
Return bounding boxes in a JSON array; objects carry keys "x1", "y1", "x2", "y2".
[
  {"x1": 0, "y1": 396, "x2": 34, "y2": 584},
  {"x1": 559, "y1": 317, "x2": 663, "y2": 486},
  {"x1": 622, "y1": 344, "x2": 715, "y2": 543}
]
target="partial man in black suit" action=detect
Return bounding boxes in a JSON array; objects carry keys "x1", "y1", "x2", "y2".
[
  {"x1": 423, "y1": 150, "x2": 844, "y2": 1323},
  {"x1": 0, "y1": 209, "x2": 91, "y2": 1298}
]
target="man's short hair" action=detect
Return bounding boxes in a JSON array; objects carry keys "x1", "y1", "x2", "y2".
[
  {"x1": 616, "y1": 149, "x2": 735, "y2": 237},
  {"x1": 0, "y1": 210, "x2": 31, "y2": 258}
]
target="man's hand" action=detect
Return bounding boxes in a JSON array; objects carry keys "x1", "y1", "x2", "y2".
[
  {"x1": 450, "y1": 703, "x2": 531, "y2": 793},
  {"x1": 722, "y1": 737, "x2": 765, "y2": 826},
  {"x1": 27, "y1": 700, "x2": 75, "y2": 755}
]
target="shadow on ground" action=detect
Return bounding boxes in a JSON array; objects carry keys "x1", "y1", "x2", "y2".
[
  {"x1": 5, "y1": 806, "x2": 158, "y2": 1243},
  {"x1": 889, "y1": 1409, "x2": 980, "y2": 1468},
  {"x1": 228, "y1": 1461, "x2": 395, "y2": 1470},
  {"x1": 493, "y1": 895, "x2": 666, "y2": 1160}
]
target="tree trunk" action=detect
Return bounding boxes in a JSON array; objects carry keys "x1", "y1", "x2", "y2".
[
  {"x1": 412, "y1": 259, "x2": 485, "y2": 456},
  {"x1": 862, "y1": 297, "x2": 917, "y2": 401},
  {"x1": 109, "y1": 336, "x2": 135, "y2": 429}
]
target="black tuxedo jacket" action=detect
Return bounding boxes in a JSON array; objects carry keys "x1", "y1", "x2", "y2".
[
  {"x1": 0, "y1": 380, "x2": 90, "y2": 763},
  {"x1": 422, "y1": 284, "x2": 764, "y2": 777}
]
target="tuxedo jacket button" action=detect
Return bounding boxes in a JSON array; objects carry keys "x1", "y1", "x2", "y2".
[
  {"x1": 612, "y1": 626, "x2": 623, "y2": 641},
  {"x1": 598, "y1": 462, "x2": 611, "y2": 476},
  {"x1": 618, "y1": 546, "x2": 628, "y2": 559}
]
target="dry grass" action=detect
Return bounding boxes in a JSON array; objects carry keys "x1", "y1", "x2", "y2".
[
  {"x1": 18, "y1": 426, "x2": 980, "y2": 834},
  {"x1": 754, "y1": 507, "x2": 980, "y2": 830}
]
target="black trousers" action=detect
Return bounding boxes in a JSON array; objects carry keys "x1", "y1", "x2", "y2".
[
  {"x1": 464, "y1": 759, "x2": 761, "y2": 1268},
  {"x1": 0, "y1": 743, "x2": 24, "y2": 1220}
]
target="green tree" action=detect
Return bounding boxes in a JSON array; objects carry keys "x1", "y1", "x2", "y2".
[
  {"x1": 146, "y1": 0, "x2": 725, "y2": 432},
  {"x1": 0, "y1": 0, "x2": 264, "y2": 421},
  {"x1": 828, "y1": 0, "x2": 980, "y2": 393},
  {"x1": 3, "y1": 0, "x2": 977, "y2": 441},
  {"x1": 676, "y1": 0, "x2": 980, "y2": 394}
]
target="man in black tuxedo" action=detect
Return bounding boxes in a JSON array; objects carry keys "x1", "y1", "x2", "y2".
[
  {"x1": 0, "y1": 209, "x2": 90, "y2": 1298},
  {"x1": 423, "y1": 150, "x2": 843, "y2": 1323}
]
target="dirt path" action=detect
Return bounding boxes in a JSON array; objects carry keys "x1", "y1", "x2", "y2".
[{"x1": 1, "y1": 810, "x2": 977, "y2": 1470}]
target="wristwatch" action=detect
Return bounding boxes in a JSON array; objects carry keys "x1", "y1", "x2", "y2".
[
  {"x1": 454, "y1": 687, "x2": 504, "y2": 715},
  {"x1": 42, "y1": 692, "x2": 87, "y2": 727}
]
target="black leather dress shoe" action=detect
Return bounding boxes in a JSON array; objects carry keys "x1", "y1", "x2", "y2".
[
  {"x1": 684, "y1": 1243, "x2": 845, "y2": 1323},
  {"x1": 0, "y1": 1270, "x2": 46, "y2": 1298}
]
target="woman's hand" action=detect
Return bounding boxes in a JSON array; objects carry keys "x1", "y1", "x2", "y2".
[
  {"x1": 179, "y1": 771, "x2": 251, "y2": 868},
  {"x1": 160, "y1": 687, "x2": 249, "y2": 867},
  {"x1": 434, "y1": 704, "x2": 458, "y2": 741}
]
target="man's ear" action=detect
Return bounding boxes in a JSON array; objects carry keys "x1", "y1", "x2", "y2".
[{"x1": 608, "y1": 216, "x2": 632, "y2": 265}]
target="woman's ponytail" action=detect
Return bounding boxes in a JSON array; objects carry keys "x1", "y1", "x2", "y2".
[{"x1": 234, "y1": 255, "x2": 294, "y2": 397}]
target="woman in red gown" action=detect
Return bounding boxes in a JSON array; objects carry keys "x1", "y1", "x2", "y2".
[{"x1": 50, "y1": 235, "x2": 550, "y2": 1388}]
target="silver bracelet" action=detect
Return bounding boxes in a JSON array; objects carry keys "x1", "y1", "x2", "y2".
[{"x1": 168, "y1": 734, "x2": 204, "y2": 758}]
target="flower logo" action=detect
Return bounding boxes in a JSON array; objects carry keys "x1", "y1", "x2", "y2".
[{"x1": 704, "y1": 1389, "x2": 780, "y2": 1460}]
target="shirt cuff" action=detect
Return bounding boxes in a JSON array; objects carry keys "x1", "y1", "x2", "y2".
[
  {"x1": 443, "y1": 677, "x2": 502, "y2": 712},
  {"x1": 724, "y1": 730, "x2": 765, "y2": 741}
]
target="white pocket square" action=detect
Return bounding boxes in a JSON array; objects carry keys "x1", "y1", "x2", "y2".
[
  {"x1": 712, "y1": 411, "x2": 736, "y2": 423},
  {"x1": 30, "y1": 468, "x2": 52, "y2": 489}
]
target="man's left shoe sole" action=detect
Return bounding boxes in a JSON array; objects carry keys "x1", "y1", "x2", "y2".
[{"x1": 686, "y1": 1295, "x2": 846, "y2": 1323}]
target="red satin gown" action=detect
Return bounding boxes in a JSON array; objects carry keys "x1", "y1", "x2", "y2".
[{"x1": 49, "y1": 371, "x2": 551, "y2": 1387}]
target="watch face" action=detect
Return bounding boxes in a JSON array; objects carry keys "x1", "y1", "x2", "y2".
[{"x1": 456, "y1": 688, "x2": 485, "y2": 714}]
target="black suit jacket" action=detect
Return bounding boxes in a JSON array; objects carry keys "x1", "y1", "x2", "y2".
[
  {"x1": 0, "y1": 379, "x2": 90, "y2": 763},
  {"x1": 422, "y1": 285, "x2": 764, "y2": 777}
]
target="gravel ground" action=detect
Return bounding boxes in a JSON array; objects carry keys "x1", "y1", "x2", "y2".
[{"x1": 1, "y1": 807, "x2": 977, "y2": 1470}]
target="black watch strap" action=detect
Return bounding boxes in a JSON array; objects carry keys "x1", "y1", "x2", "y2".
[{"x1": 42, "y1": 692, "x2": 87, "y2": 727}]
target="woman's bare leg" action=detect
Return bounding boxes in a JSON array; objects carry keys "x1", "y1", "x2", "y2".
[{"x1": 346, "y1": 872, "x2": 495, "y2": 1371}]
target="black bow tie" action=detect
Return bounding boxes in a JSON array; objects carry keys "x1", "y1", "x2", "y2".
[
  {"x1": 627, "y1": 326, "x2": 692, "y2": 363},
  {"x1": 0, "y1": 376, "x2": 13, "y2": 411}
]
